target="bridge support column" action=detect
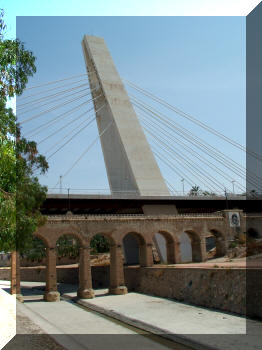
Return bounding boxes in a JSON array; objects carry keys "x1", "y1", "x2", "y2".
[
  {"x1": 77, "y1": 247, "x2": 94, "y2": 299},
  {"x1": 167, "y1": 242, "x2": 181, "y2": 264},
  {"x1": 140, "y1": 243, "x2": 154, "y2": 267},
  {"x1": 192, "y1": 238, "x2": 207, "y2": 262},
  {"x1": 109, "y1": 244, "x2": 128, "y2": 295},
  {"x1": 200, "y1": 237, "x2": 207, "y2": 262},
  {"x1": 44, "y1": 247, "x2": 60, "y2": 302},
  {"x1": 215, "y1": 237, "x2": 227, "y2": 257}
]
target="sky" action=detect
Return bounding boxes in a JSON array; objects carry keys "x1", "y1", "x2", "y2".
[{"x1": 2, "y1": 1, "x2": 260, "y2": 195}]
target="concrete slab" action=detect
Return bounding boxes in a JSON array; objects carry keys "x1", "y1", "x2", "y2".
[
  {"x1": 77, "y1": 290, "x2": 246, "y2": 334},
  {"x1": 0, "y1": 281, "x2": 188, "y2": 350},
  {"x1": 76, "y1": 290, "x2": 262, "y2": 350},
  {"x1": 17, "y1": 299, "x2": 193, "y2": 350}
]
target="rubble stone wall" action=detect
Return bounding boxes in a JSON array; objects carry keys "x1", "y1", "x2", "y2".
[{"x1": 0, "y1": 265, "x2": 255, "y2": 317}]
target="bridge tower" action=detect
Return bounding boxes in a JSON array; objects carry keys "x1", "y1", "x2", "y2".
[
  {"x1": 82, "y1": 35, "x2": 177, "y2": 263},
  {"x1": 82, "y1": 35, "x2": 172, "y2": 198}
]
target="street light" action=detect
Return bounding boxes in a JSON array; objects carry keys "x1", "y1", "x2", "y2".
[
  {"x1": 181, "y1": 178, "x2": 185, "y2": 196},
  {"x1": 59, "y1": 175, "x2": 62, "y2": 194},
  {"x1": 231, "y1": 180, "x2": 236, "y2": 194},
  {"x1": 224, "y1": 188, "x2": 229, "y2": 209}
]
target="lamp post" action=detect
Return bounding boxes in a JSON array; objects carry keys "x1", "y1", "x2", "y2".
[
  {"x1": 181, "y1": 178, "x2": 185, "y2": 196},
  {"x1": 67, "y1": 188, "x2": 70, "y2": 212},
  {"x1": 232, "y1": 180, "x2": 235, "y2": 194},
  {"x1": 59, "y1": 175, "x2": 62, "y2": 194},
  {"x1": 224, "y1": 188, "x2": 229, "y2": 209}
]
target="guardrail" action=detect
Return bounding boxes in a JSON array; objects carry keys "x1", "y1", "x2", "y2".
[
  {"x1": 46, "y1": 190, "x2": 256, "y2": 200},
  {"x1": 47, "y1": 212, "x2": 224, "y2": 220}
]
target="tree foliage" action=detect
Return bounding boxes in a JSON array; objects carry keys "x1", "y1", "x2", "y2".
[
  {"x1": 188, "y1": 185, "x2": 201, "y2": 196},
  {"x1": 90, "y1": 234, "x2": 110, "y2": 254},
  {"x1": 0, "y1": 9, "x2": 48, "y2": 253},
  {"x1": 56, "y1": 235, "x2": 80, "y2": 258},
  {"x1": 0, "y1": 10, "x2": 36, "y2": 99},
  {"x1": 188, "y1": 185, "x2": 217, "y2": 197}
]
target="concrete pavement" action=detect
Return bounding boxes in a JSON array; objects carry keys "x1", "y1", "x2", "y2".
[
  {"x1": 74, "y1": 290, "x2": 262, "y2": 350},
  {"x1": 16, "y1": 300, "x2": 188, "y2": 350},
  {"x1": 1, "y1": 281, "x2": 262, "y2": 350},
  {"x1": 1, "y1": 281, "x2": 189, "y2": 350},
  {"x1": 76, "y1": 289, "x2": 246, "y2": 335}
]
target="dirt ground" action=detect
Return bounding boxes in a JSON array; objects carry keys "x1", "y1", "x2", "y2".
[{"x1": 4, "y1": 311, "x2": 66, "y2": 350}]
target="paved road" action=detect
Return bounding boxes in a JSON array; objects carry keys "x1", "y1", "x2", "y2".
[
  {"x1": 1, "y1": 281, "x2": 190, "y2": 350},
  {"x1": 16, "y1": 300, "x2": 189, "y2": 350}
]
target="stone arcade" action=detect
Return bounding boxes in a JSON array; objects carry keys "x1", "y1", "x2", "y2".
[{"x1": 35, "y1": 210, "x2": 244, "y2": 301}]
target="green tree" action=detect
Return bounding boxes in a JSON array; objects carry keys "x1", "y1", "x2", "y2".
[
  {"x1": 202, "y1": 190, "x2": 216, "y2": 197},
  {"x1": 0, "y1": 9, "x2": 48, "y2": 294},
  {"x1": 188, "y1": 185, "x2": 201, "y2": 196},
  {"x1": 56, "y1": 235, "x2": 80, "y2": 258},
  {"x1": 0, "y1": 10, "x2": 36, "y2": 99},
  {"x1": 91, "y1": 234, "x2": 110, "y2": 254}
]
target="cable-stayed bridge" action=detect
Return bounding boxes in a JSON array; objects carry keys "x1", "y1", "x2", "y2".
[
  {"x1": 17, "y1": 36, "x2": 262, "y2": 200},
  {"x1": 14, "y1": 36, "x2": 262, "y2": 299}
]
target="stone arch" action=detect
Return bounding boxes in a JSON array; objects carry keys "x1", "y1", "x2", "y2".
[
  {"x1": 184, "y1": 230, "x2": 202, "y2": 262},
  {"x1": 25, "y1": 235, "x2": 48, "y2": 272},
  {"x1": 209, "y1": 229, "x2": 227, "y2": 258},
  {"x1": 87, "y1": 231, "x2": 116, "y2": 247},
  {"x1": 153, "y1": 230, "x2": 178, "y2": 264},
  {"x1": 34, "y1": 232, "x2": 51, "y2": 248},
  {"x1": 55, "y1": 230, "x2": 87, "y2": 248},
  {"x1": 122, "y1": 231, "x2": 151, "y2": 267},
  {"x1": 55, "y1": 233, "x2": 81, "y2": 265},
  {"x1": 87, "y1": 232, "x2": 127, "y2": 295},
  {"x1": 88, "y1": 232, "x2": 112, "y2": 289}
]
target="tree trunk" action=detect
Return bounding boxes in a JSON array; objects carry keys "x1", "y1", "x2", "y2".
[{"x1": 10, "y1": 251, "x2": 21, "y2": 295}]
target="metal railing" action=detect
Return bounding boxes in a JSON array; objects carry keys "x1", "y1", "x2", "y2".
[{"x1": 47, "y1": 187, "x2": 255, "y2": 199}]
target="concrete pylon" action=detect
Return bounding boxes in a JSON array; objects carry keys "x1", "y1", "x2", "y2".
[
  {"x1": 82, "y1": 35, "x2": 171, "y2": 197},
  {"x1": 82, "y1": 35, "x2": 177, "y2": 263}
]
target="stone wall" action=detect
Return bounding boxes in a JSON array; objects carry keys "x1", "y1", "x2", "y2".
[
  {"x1": 0, "y1": 265, "x2": 109, "y2": 289},
  {"x1": 0, "y1": 254, "x2": 79, "y2": 267},
  {"x1": 124, "y1": 267, "x2": 261, "y2": 320},
  {"x1": 124, "y1": 267, "x2": 246, "y2": 316},
  {"x1": 2, "y1": 265, "x2": 261, "y2": 319},
  {"x1": 0, "y1": 253, "x2": 110, "y2": 268}
]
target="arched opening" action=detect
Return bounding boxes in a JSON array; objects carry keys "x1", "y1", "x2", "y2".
[
  {"x1": 153, "y1": 231, "x2": 176, "y2": 264},
  {"x1": 179, "y1": 231, "x2": 202, "y2": 263},
  {"x1": 179, "y1": 232, "x2": 192, "y2": 262},
  {"x1": 22, "y1": 235, "x2": 48, "y2": 297},
  {"x1": 209, "y1": 230, "x2": 226, "y2": 258},
  {"x1": 123, "y1": 232, "x2": 147, "y2": 266},
  {"x1": 247, "y1": 228, "x2": 259, "y2": 239},
  {"x1": 23, "y1": 236, "x2": 47, "y2": 265},
  {"x1": 90, "y1": 234, "x2": 111, "y2": 289},
  {"x1": 246, "y1": 228, "x2": 262, "y2": 257},
  {"x1": 205, "y1": 234, "x2": 216, "y2": 260},
  {"x1": 55, "y1": 234, "x2": 81, "y2": 294}
]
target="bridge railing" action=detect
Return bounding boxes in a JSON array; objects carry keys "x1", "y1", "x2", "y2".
[
  {"x1": 47, "y1": 187, "x2": 255, "y2": 199},
  {"x1": 46, "y1": 212, "x2": 224, "y2": 220}
]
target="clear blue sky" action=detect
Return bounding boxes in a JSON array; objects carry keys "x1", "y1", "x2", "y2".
[{"x1": 2, "y1": 5, "x2": 248, "y2": 194}]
